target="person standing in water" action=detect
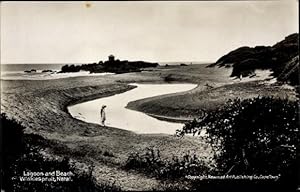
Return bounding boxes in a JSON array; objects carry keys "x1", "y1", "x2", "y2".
[{"x1": 100, "y1": 105, "x2": 107, "y2": 126}]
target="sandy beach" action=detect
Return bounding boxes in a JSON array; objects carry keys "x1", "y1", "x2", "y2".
[{"x1": 1, "y1": 65, "x2": 297, "y2": 190}]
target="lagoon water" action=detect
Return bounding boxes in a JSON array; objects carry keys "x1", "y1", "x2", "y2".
[{"x1": 68, "y1": 83, "x2": 197, "y2": 134}]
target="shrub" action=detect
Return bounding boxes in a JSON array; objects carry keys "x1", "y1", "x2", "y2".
[
  {"x1": 124, "y1": 147, "x2": 209, "y2": 179},
  {"x1": 1, "y1": 113, "x2": 26, "y2": 190},
  {"x1": 178, "y1": 97, "x2": 299, "y2": 190},
  {"x1": 164, "y1": 74, "x2": 176, "y2": 82},
  {"x1": 103, "y1": 150, "x2": 115, "y2": 157}
]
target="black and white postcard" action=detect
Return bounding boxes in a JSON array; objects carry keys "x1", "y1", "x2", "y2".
[{"x1": 1, "y1": 1, "x2": 299, "y2": 191}]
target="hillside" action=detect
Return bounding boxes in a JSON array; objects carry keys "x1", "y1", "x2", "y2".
[
  {"x1": 209, "y1": 33, "x2": 299, "y2": 85},
  {"x1": 277, "y1": 55, "x2": 299, "y2": 85}
]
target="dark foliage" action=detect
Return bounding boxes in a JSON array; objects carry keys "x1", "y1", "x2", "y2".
[
  {"x1": 0, "y1": 113, "x2": 121, "y2": 192},
  {"x1": 277, "y1": 55, "x2": 299, "y2": 85},
  {"x1": 103, "y1": 150, "x2": 115, "y2": 157},
  {"x1": 178, "y1": 97, "x2": 299, "y2": 191},
  {"x1": 124, "y1": 147, "x2": 209, "y2": 180},
  {"x1": 164, "y1": 74, "x2": 176, "y2": 82},
  {"x1": 1, "y1": 113, "x2": 26, "y2": 189}
]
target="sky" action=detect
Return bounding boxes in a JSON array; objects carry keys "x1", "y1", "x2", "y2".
[{"x1": 0, "y1": 1, "x2": 298, "y2": 64}]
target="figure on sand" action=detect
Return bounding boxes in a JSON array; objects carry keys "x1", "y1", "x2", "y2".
[{"x1": 100, "y1": 105, "x2": 107, "y2": 126}]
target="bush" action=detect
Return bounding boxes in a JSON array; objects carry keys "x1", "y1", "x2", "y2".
[
  {"x1": 103, "y1": 150, "x2": 115, "y2": 157},
  {"x1": 1, "y1": 113, "x2": 26, "y2": 190},
  {"x1": 178, "y1": 97, "x2": 299, "y2": 190},
  {"x1": 124, "y1": 147, "x2": 209, "y2": 179},
  {"x1": 164, "y1": 74, "x2": 176, "y2": 82}
]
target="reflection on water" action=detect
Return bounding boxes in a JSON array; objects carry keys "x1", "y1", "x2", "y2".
[{"x1": 68, "y1": 83, "x2": 197, "y2": 134}]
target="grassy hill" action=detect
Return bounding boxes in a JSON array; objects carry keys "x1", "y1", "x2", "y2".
[{"x1": 208, "y1": 33, "x2": 299, "y2": 85}]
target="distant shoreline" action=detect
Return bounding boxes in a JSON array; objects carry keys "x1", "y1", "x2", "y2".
[{"x1": 0, "y1": 61, "x2": 212, "y2": 65}]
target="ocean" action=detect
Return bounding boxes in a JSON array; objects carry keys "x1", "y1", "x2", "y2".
[
  {"x1": 1, "y1": 64, "x2": 67, "y2": 72},
  {"x1": 0, "y1": 62, "x2": 210, "y2": 80},
  {"x1": 0, "y1": 64, "x2": 114, "y2": 80},
  {"x1": 1, "y1": 62, "x2": 208, "y2": 72}
]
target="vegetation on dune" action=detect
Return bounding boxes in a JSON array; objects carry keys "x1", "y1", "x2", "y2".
[
  {"x1": 277, "y1": 55, "x2": 299, "y2": 85},
  {"x1": 178, "y1": 97, "x2": 299, "y2": 190},
  {"x1": 209, "y1": 33, "x2": 299, "y2": 85},
  {"x1": 163, "y1": 74, "x2": 177, "y2": 82},
  {"x1": 0, "y1": 113, "x2": 121, "y2": 192},
  {"x1": 124, "y1": 147, "x2": 210, "y2": 180}
]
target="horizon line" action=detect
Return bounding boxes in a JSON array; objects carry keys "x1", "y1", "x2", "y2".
[{"x1": 0, "y1": 60, "x2": 215, "y2": 65}]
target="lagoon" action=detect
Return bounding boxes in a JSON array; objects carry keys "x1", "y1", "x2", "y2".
[{"x1": 68, "y1": 83, "x2": 197, "y2": 134}]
